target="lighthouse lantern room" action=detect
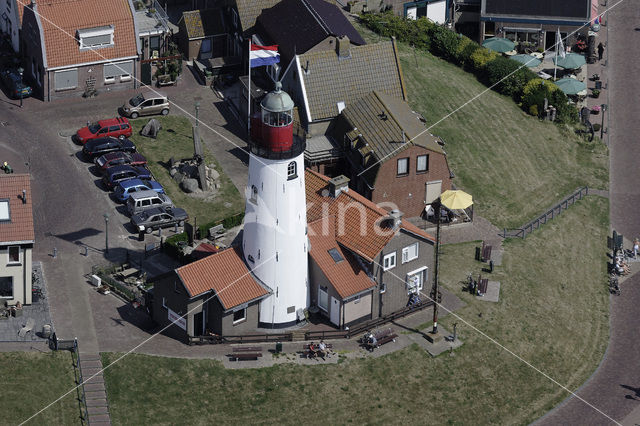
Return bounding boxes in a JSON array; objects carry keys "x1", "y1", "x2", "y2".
[{"x1": 243, "y1": 82, "x2": 309, "y2": 328}]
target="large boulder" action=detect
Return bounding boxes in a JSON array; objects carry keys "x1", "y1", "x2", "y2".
[
  {"x1": 140, "y1": 119, "x2": 161, "y2": 138},
  {"x1": 181, "y1": 178, "x2": 199, "y2": 193}
]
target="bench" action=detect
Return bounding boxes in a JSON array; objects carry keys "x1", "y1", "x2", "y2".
[
  {"x1": 229, "y1": 346, "x2": 263, "y2": 361},
  {"x1": 302, "y1": 343, "x2": 333, "y2": 359},
  {"x1": 18, "y1": 317, "x2": 35, "y2": 338},
  {"x1": 478, "y1": 277, "x2": 489, "y2": 295},
  {"x1": 209, "y1": 224, "x2": 225, "y2": 239},
  {"x1": 373, "y1": 328, "x2": 397, "y2": 347}
]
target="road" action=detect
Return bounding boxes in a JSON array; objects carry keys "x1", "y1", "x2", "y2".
[{"x1": 537, "y1": 0, "x2": 640, "y2": 424}]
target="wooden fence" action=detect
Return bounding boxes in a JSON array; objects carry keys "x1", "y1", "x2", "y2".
[{"x1": 501, "y1": 187, "x2": 589, "y2": 239}]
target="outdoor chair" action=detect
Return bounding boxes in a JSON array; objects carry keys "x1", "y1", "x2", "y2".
[{"x1": 18, "y1": 318, "x2": 35, "y2": 338}]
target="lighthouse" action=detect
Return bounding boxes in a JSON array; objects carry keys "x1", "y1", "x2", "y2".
[{"x1": 243, "y1": 82, "x2": 308, "y2": 328}]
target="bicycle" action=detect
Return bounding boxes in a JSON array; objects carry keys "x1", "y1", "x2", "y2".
[{"x1": 609, "y1": 274, "x2": 620, "y2": 295}]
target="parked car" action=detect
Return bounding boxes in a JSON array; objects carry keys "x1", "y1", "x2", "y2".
[
  {"x1": 121, "y1": 92, "x2": 170, "y2": 118},
  {"x1": 113, "y1": 178, "x2": 164, "y2": 202},
  {"x1": 95, "y1": 151, "x2": 147, "y2": 171},
  {"x1": 0, "y1": 68, "x2": 32, "y2": 99},
  {"x1": 131, "y1": 206, "x2": 188, "y2": 233},
  {"x1": 127, "y1": 190, "x2": 174, "y2": 216},
  {"x1": 102, "y1": 165, "x2": 151, "y2": 190},
  {"x1": 83, "y1": 137, "x2": 136, "y2": 159},
  {"x1": 74, "y1": 117, "x2": 132, "y2": 144}
]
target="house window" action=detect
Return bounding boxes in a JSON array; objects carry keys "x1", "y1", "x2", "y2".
[
  {"x1": 54, "y1": 69, "x2": 78, "y2": 91},
  {"x1": 8, "y1": 246, "x2": 20, "y2": 264},
  {"x1": 149, "y1": 35, "x2": 160, "y2": 51},
  {"x1": 318, "y1": 286, "x2": 328, "y2": 312},
  {"x1": 380, "y1": 282, "x2": 386, "y2": 294},
  {"x1": 233, "y1": 307, "x2": 246, "y2": 324},
  {"x1": 397, "y1": 157, "x2": 409, "y2": 176},
  {"x1": 383, "y1": 252, "x2": 396, "y2": 270},
  {"x1": 0, "y1": 199, "x2": 9, "y2": 221},
  {"x1": 406, "y1": 267, "x2": 428, "y2": 294},
  {"x1": 287, "y1": 161, "x2": 297, "y2": 180},
  {"x1": 78, "y1": 25, "x2": 114, "y2": 50},
  {"x1": 402, "y1": 242, "x2": 419, "y2": 263},
  {"x1": 104, "y1": 61, "x2": 133, "y2": 84},
  {"x1": 353, "y1": 295, "x2": 360, "y2": 304},
  {"x1": 0, "y1": 277, "x2": 12, "y2": 298},
  {"x1": 417, "y1": 155, "x2": 429, "y2": 173}
]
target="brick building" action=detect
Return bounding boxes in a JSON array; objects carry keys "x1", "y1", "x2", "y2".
[{"x1": 334, "y1": 90, "x2": 452, "y2": 218}]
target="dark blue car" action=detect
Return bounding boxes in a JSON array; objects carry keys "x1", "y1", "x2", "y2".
[
  {"x1": 0, "y1": 68, "x2": 32, "y2": 99},
  {"x1": 113, "y1": 178, "x2": 164, "y2": 202},
  {"x1": 102, "y1": 165, "x2": 152, "y2": 190}
]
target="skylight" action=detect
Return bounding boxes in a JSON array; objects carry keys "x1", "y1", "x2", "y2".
[
  {"x1": 328, "y1": 248, "x2": 343, "y2": 263},
  {"x1": 0, "y1": 199, "x2": 9, "y2": 221}
]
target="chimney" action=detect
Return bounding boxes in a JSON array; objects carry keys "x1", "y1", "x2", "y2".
[
  {"x1": 388, "y1": 209, "x2": 403, "y2": 230},
  {"x1": 336, "y1": 35, "x2": 351, "y2": 59},
  {"x1": 22, "y1": 189, "x2": 26, "y2": 204},
  {"x1": 328, "y1": 175, "x2": 350, "y2": 198}
]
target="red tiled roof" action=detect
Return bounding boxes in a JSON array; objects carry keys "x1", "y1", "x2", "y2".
[
  {"x1": 308, "y1": 217, "x2": 374, "y2": 299},
  {"x1": 0, "y1": 174, "x2": 34, "y2": 244},
  {"x1": 35, "y1": 0, "x2": 137, "y2": 69},
  {"x1": 305, "y1": 169, "x2": 434, "y2": 261},
  {"x1": 176, "y1": 246, "x2": 269, "y2": 309}
]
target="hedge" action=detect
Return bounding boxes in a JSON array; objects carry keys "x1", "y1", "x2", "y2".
[{"x1": 360, "y1": 12, "x2": 578, "y2": 122}]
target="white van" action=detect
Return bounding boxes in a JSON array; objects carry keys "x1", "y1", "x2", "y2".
[{"x1": 127, "y1": 190, "x2": 173, "y2": 216}]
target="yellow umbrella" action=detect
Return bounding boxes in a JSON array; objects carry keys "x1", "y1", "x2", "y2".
[{"x1": 440, "y1": 190, "x2": 473, "y2": 210}]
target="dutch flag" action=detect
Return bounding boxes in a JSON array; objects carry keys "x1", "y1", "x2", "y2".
[{"x1": 250, "y1": 44, "x2": 280, "y2": 68}]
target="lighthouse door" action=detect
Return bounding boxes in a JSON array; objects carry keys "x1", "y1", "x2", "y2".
[{"x1": 330, "y1": 297, "x2": 340, "y2": 326}]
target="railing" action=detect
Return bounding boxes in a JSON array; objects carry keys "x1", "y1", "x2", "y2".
[
  {"x1": 501, "y1": 187, "x2": 589, "y2": 239},
  {"x1": 55, "y1": 337, "x2": 88, "y2": 425},
  {"x1": 189, "y1": 300, "x2": 434, "y2": 344},
  {"x1": 247, "y1": 137, "x2": 306, "y2": 160}
]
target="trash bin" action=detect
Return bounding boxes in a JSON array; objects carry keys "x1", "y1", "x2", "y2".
[
  {"x1": 275, "y1": 342, "x2": 282, "y2": 353},
  {"x1": 595, "y1": 80, "x2": 602, "y2": 90},
  {"x1": 42, "y1": 324, "x2": 52, "y2": 339}
]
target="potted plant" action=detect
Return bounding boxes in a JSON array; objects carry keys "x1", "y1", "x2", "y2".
[
  {"x1": 591, "y1": 89, "x2": 601, "y2": 99},
  {"x1": 591, "y1": 105, "x2": 601, "y2": 115},
  {"x1": 591, "y1": 73, "x2": 600, "y2": 81}
]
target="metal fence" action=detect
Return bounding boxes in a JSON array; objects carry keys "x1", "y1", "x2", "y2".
[{"x1": 501, "y1": 187, "x2": 589, "y2": 239}]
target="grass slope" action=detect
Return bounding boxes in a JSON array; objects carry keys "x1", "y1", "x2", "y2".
[
  {"x1": 129, "y1": 116, "x2": 244, "y2": 225},
  {"x1": 102, "y1": 196, "x2": 609, "y2": 425},
  {"x1": 354, "y1": 22, "x2": 608, "y2": 229},
  {"x1": 0, "y1": 351, "x2": 80, "y2": 424}
]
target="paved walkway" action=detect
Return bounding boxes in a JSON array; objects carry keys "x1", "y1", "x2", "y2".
[{"x1": 537, "y1": 1, "x2": 640, "y2": 424}]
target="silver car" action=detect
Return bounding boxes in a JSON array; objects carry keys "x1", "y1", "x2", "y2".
[
  {"x1": 121, "y1": 92, "x2": 169, "y2": 118},
  {"x1": 131, "y1": 206, "x2": 188, "y2": 233}
]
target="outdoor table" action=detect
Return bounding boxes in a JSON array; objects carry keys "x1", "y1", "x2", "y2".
[
  {"x1": 530, "y1": 52, "x2": 543, "y2": 59},
  {"x1": 537, "y1": 71, "x2": 552, "y2": 80}
]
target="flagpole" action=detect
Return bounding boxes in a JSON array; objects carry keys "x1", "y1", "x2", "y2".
[
  {"x1": 554, "y1": 28, "x2": 558, "y2": 80},
  {"x1": 247, "y1": 38, "x2": 252, "y2": 139}
]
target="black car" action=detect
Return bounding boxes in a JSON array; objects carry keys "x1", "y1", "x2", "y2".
[
  {"x1": 131, "y1": 206, "x2": 188, "y2": 233},
  {"x1": 102, "y1": 165, "x2": 152, "y2": 190},
  {"x1": 82, "y1": 137, "x2": 136, "y2": 159},
  {"x1": 0, "y1": 68, "x2": 32, "y2": 99}
]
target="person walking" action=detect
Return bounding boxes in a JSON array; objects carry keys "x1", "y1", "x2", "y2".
[
  {"x1": 598, "y1": 42, "x2": 605, "y2": 61},
  {"x1": 633, "y1": 238, "x2": 639, "y2": 259}
]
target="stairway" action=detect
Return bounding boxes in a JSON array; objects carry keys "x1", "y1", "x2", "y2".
[{"x1": 78, "y1": 353, "x2": 112, "y2": 425}]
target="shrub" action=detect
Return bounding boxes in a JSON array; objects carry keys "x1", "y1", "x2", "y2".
[
  {"x1": 529, "y1": 105, "x2": 539, "y2": 117},
  {"x1": 521, "y1": 79, "x2": 558, "y2": 117},
  {"x1": 486, "y1": 56, "x2": 537, "y2": 99},
  {"x1": 430, "y1": 25, "x2": 461, "y2": 61},
  {"x1": 549, "y1": 90, "x2": 578, "y2": 123},
  {"x1": 457, "y1": 40, "x2": 481, "y2": 70},
  {"x1": 592, "y1": 123, "x2": 601, "y2": 132},
  {"x1": 469, "y1": 48, "x2": 497, "y2": 75}
]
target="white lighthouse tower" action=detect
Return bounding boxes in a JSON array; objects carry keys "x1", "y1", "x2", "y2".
[{"x1": 243, "y1": 82, "x2": 308, "y2": 328}]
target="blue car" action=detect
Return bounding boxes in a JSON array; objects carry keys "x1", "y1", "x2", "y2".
[
  {"x1": 102, "y1": 165, "x2": 152, "y2": 190},
  {"x1": 113, "y1": 178, "x2": 164, "y2": 202},
  {"x1": 0, "y1": 68, "x2": 32, "y2": 99}
]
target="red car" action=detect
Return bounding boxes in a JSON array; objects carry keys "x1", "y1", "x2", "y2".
[
  {"x1": 74, "y1": 117, "x2": 132, "y2": 145},
  {"x1": 95, "y1": 151, "x2": 147, "y2": 171}
]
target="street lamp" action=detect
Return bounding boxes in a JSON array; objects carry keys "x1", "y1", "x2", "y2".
[
  {"x1": 195, "y1": 102, "x2": 200, "y2": 128},
  {"x1": 103, "y1": 213, "x2": 110, "y2": 254},
  {"x1": 17, "y1": 67, "x2": 24, "y2": 108},
  {"x1": 431, "y1": 198, "x2": 443, "y2": 335},
  {"x1": 600, "y1": 104, "x2": 607, "y2": 139}
]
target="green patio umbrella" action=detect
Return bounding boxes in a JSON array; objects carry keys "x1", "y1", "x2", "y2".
[
  {"x1": 481, "y1": 37, "x2": 516, "y2": 53},
  {"x1": 555, "y1": 77, "x2": 587, "y2": 95},
  {"x1": 553, "y1": 53, "x2": 586, "y2": 69},
  {"x1": 510, "y1": 54, "x2": 541, "y2": 68}
]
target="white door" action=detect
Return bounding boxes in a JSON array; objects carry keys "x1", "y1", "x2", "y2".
[
  {"x1": 330, "y1": 297, "x2": 340, "y2": 326},
  {"x1": 425, "y1": 180, "x2": 442, "y2": 204},
  {"x1": 406, "y1": 6, "x2": 417, "y2": 20}
]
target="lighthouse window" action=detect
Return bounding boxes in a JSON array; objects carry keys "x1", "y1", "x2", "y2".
[
  {"x1": 250, "y1": 185, "x2": 258, "y2": 203},
  {"x1": 287, "y1": 162, "x2": 297, "y2": 180},
  {"x1": 263, "y1": 110, "x2": 292, "y2": 127}
]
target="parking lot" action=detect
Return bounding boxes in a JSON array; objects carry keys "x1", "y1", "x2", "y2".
[{"x1": 0, "y1": 61, "x2": 249, "y2": 352}]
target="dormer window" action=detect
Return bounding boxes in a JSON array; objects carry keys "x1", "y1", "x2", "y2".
[{"x1": 77, "y1": 26, "x2": 114, "y2": 50}]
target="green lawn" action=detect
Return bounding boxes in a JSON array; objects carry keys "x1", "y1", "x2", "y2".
[
  {"x1": 129, "y1": 116, "x2": 244, "y2": 226},
  {"x1": 0, "y1": 351, "x2": 80, "y2": 424},
  {"x1": 354, "y1": 21, "x2": 608, "y2": 229},
  {"x1": 102, "y1": 195, "x2": 609, "y2": 425}
]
